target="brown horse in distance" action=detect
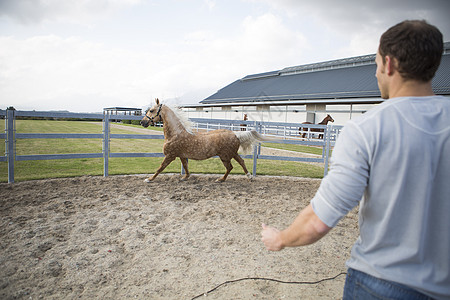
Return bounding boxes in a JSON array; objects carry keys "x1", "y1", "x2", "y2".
[
  {"x1": 300, "y1": 114, "x2": 334, "y2": 139},
  {"x1": 240, "y1": 114, "x2": 248, "y2": 131}
]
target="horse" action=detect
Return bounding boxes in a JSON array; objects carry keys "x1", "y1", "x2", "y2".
[
  {"x1": 240, "y1": 114, "x2": 248, "y2": 131},
  {"x1": 300, "y1": 114, "x2": 334, "y2": 139},
  {"x1": 140, "y1": 99, "x2": 269, "y2": 182}
]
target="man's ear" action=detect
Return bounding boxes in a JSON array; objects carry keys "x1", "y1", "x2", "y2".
[{"x1": 385, "y1": 55, "x2": 396, "y2": 76}]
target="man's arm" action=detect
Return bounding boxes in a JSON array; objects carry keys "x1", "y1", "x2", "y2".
[{"x1": 261, "y1": 204, "x2": 332, "y2": 251}]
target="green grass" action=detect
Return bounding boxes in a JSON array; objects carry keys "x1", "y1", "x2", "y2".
[
  {"x1": 0, "y1": 120, "x2": 326, "y2": 182},
  {"x1": 263, "y1": 142, "x2": 325, "y2": 156},
  {"x1": 119, "y1": 122, "x2": 164, "y2": 132}
]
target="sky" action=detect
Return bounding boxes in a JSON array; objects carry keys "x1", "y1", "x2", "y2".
[{"x1": 1, "y1": 0, "x2": 449, "y2": 113}]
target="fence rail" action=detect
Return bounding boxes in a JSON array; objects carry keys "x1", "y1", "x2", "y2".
[{"x1": 1, "y1": 108, "x2": 342, "y2": 183}]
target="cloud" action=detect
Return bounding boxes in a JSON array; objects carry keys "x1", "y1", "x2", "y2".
[
  {"x1": 3, "y1": 0, "x2": 448, "y2": 112},
  {"x1": 252, "y1": 0, "x2": 450, "y2": 57},
  {"x1": 260, "y1": 0, "x2": 450, "y2": 25},
  {"x1": 0, "y1": 0, "x2": 142, "y2": 24},
  {"x1": 183, "y1": 13, "x2": 308, "y2": 77},
  {"x1": 0, "y1": 12, "x2": 310, "y2": 111},
  {"x1": 203, "y1": 0, "x2": 216, "y2": 11},
  {"x1": 140, "y1": 13, "x2": 309, "y2": 104},
  {"x1": 0, "y1": 35, "x2": 156, "y2": 111}
]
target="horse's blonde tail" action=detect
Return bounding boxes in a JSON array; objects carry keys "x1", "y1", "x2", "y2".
[{"x1": 234, "y1": 130, "x2": 277, "y2": 154}]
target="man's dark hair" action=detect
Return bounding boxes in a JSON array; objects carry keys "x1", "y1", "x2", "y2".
[{"x1": 379, "y1": 20, "x2": 443, "y2": 82}]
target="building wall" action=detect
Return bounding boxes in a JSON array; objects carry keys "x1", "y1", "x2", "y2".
[{"x1": 183, "y1": 103, "x2": 375, "y2": 126}]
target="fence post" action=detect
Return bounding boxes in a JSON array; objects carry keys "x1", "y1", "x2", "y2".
[
  {"x1": 103, "y1": 112, "x2": 110, "y2": 177},
  {"x1": 321, "y1": 129, "x2": 326, "y2": 158},
  {"x1": 323, "y1": 125, "x2": 332, "y2": 177},
  {"x1": 6, "y1": 108, "x2": 15, "y2": 183},
  {"x1": 252, "y1": 121, "x2": 260, "y2": 176}
]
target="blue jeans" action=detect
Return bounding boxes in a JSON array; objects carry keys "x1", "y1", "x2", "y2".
[{"x1": 343, "y1": 268, "x2": 433, "y2": 300}]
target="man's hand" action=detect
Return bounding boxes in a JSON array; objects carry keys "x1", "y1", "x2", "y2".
[
  {"x1": 261, "y1": 223, "x2": 284, "y2": 251},
  {"x1": 261, "y1": 205, "x2": 332, "y2": 251}
]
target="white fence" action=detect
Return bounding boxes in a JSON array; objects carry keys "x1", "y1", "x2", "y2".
[{"x1": 1, "y1": 109, "x2": 342, "y2": 183}]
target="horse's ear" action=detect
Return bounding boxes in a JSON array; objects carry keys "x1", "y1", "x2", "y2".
[{"x1": 156, "y1": 98, "x2": 160, "y2": 105}]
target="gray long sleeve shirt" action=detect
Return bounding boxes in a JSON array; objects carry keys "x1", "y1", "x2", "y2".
[{"x1": 311, "y1": 96, "x2": 450, "y2": 299}]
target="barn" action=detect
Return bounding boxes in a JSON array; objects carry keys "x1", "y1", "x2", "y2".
[{"x1": 183, "y1": 42, "x2": 450, "y2": 125}]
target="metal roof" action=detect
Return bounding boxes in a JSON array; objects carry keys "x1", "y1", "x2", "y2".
[
  {"x1": 201, "y1": 44, "x2": 450, "y2": 106},
  {"x1": 103, "y1": 107, "x2": 142, "y2": 111}
]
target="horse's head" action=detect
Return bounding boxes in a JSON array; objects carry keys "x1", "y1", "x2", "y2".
[
  {"x1": 140, "y1": 98, "x2": 163, "y2": 128},
  {"x1": 326, "y1": 114, "x2": 334, "y2": 123}
]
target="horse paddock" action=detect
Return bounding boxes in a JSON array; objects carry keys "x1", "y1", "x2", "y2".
[{"x1": 0, "y1": 174, "x2": 358, "y2": 299}]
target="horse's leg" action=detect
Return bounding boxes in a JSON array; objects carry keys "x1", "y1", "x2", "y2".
[
  {"x1": 319, "y1": 129, "x2": 324, "y2": 139},
  {"x1": 180, "y1": 157, "x2": 190, "y2": 181},
  {"x1": 300, "y1": 128, "x2": 306, "y2": 139},
  {"x1": 145, "y1": 156, "x2": 175, "y2": 182},
  {"x1": 233, "y1": 154, "x2": 253, "y2": 180},
  {"x1": 216, "y1": 158, "x2": 233, "y2": 182}
]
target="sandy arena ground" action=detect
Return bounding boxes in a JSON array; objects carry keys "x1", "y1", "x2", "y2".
[{"x1": 0, "y1": 174, "x2": 358, "y2": 299}]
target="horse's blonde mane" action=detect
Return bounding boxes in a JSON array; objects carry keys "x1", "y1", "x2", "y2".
[{"x1": 164, "y1": 105, "x2": 193, "y2": 134}]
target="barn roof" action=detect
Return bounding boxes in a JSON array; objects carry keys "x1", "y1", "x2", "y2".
[
  {"x1": 103, "y1": 107, "x2": 142, "y2": 111},
  {"x1": 200, "y1": 42, "x2": 450, "y2": 106}
]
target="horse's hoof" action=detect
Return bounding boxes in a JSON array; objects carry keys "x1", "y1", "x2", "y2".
[
  {"x1": 215, "y1": 179, "x2": 224, "y2": 183},
  {"x1": 144, "y1": 178, "x2": 152, "y2": 183}
]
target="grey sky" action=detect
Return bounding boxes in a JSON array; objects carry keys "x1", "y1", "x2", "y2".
[{"x1": 1, "y1": 0, "x2": 448, "y2": 112}]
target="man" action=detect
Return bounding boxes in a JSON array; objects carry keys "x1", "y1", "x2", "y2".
[{"x1": 261, "y1": 20, "x2": 449, "y2": 299}]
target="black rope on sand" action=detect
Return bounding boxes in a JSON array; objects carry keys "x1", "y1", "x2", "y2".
[{"x1": 190, "y1": 272, "x2": 347, "y2": 300}]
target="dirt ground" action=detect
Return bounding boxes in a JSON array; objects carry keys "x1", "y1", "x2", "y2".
[{"x1": 0, "y1": 174, "x2": 358, "y2": 299}]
